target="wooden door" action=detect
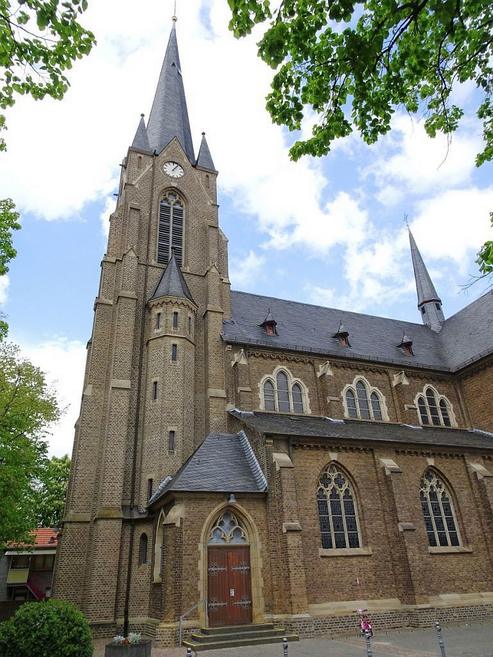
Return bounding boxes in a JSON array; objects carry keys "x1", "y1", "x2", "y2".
[{"x1": 207, "y1": 546, "x2": 252, "y2": 626}]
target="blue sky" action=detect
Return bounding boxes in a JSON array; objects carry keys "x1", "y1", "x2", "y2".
[{"x1": 0, "y1": 0, "x2": 492, "y2": 455}]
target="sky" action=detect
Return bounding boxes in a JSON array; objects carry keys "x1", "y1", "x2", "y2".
[{"x1": 0, "y1": 0, "x2": 492, "y2": 457}]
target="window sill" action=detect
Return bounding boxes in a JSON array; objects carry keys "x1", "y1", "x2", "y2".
[
  {"x1": 319, "y1": 547, "x2": 372, "y2": 558},
  {"x1": 428, "y1": 546, "x2": 472, "y2": 554}
]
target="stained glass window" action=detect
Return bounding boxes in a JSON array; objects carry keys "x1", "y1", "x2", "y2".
[
  {"x1": 277, "y1": 371, "x2": 290, "y2": 412},
  {"x1": 317, "y1": 464, "x2": 360, "y2": 549},
  {"x1": 208, "y1": 511, "x2": 248, "y2": 545},
  {"x1": 420, "y1": 470, "x2": 460, "y2": 547}
]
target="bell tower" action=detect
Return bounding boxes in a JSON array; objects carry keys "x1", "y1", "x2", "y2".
[{"x1": 54, "y1": 19, "x2": 231, "y2": 630}]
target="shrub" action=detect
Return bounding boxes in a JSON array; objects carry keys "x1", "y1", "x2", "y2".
[{"x1": 0, "y1": 599, "x2": 92, "y2": 657}]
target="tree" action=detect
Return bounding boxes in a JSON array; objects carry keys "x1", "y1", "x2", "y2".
[
  {"x1": 0, "y1": 342, "x2": 59, "y2": 547},
  {"x1": 0, "y1": 1, "x2": 95, "y2": 335},
  {"x1": 228, "y1": 0, "x2": 493, "y2": 273},
  {"x1": 34, "y1": 454, "x2": 70, "y2": 528},
  {"x1": 0, "y1": 0, "x2": 95, "y2": 152}
]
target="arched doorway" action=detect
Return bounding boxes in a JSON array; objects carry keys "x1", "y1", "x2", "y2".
[{"x1": 207, "y1": 510, "x2": 252, "y2": 626}]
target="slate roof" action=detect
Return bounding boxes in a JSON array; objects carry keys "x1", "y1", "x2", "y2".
[
  {"x1": 196, "y1": 133, "x2": 216, "y2": 171},
  {"x1": 223, "y1": 290, "x2": 493, "y2": 373},
  {"x1": 230, "y1": 409, "x2": 493, "y2": 451},
  {"x1": 149, "y1": 431, "x2": 267, "y2": 506},
  {"x1": 150, "y1": 251, "x2": 195, "y2": 303},
  {"x1": 146, "y1": 23, "x2": 195, "y2": 160},
  {"x1": 131, "y1": 114, "x2": 151, "y2": 152},
  {"x1": 409, "y1": 230, "x2": 441, "y2": 306}
]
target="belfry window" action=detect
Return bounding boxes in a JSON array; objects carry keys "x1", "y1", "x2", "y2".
[
  {"x1": 420, "y1": 470, "x2": 460, "y2": 547},
  {"x1": 344, "y1": 378, "x2": 385, "y2": 421},
  {"x1": 261, "y1": 369, "x2": 307, "y2": 414},
  {"x1": 416, "y1": 386, "x2": 453, "y2": 427},
  {"x1": 317, "y1": 464, "x2": 361, "y2": 549},
  {"x1": 157, "y1": 192, "x2": 184, "y2": 266}
]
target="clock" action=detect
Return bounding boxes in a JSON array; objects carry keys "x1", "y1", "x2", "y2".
[{"x1": 163, "y1": 161, "x2": 184, "y2": 178}]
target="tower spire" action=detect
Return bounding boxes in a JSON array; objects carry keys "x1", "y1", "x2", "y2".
[
  {"x1": 408, "y1": 228, "x2": 444, "y2": 332},
  {"x1": 146, "y1": 21, "x2": 195, "y2": 161}
]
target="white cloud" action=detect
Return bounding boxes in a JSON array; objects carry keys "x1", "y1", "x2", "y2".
[
  {"x1": 0, "y1": 275, "x2": 9, "y2": 304},
  {"x1": 410, "y1": 187, "x2": 493, "y2": 268},
  {"x1": 14, "y1": 337, "x2": 86, "y2": 457},
  {"x1": 230, "y1": 250, "x2": 265, "y2": 288},
  {"x1": 100, "y1": 196, "x2": 115, "y2": 239},
  {"x1": 367, "y1": 114, "x2": 482, "y2": 203}
]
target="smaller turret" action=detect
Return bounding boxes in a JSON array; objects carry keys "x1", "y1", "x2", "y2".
[{"x1": 409, "y1": 229, "x2": 445, "y2": 333}]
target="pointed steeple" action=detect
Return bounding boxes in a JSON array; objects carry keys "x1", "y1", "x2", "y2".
[
  {"x1": 196, "y1": 132, "x2": 216, "y2": 171},
  {"x1": 146, "y1": 22, "x2": 195, "y2": 161},
  {"x1": 131, "y1": 114, "x2": 151, "y2": 152},
  {"x1": 150, "y1": 251, "x2": 195, "y2": 303},
  {"x1": 408, "y1": 229, "x2": 444, "y2": 332}
]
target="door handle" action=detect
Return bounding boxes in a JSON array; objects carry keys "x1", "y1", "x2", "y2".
[{"x1": 230, "y1": 588, "x2": 235, "y2": 597}]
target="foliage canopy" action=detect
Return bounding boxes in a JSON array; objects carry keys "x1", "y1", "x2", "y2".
[
  {"x1": 34, "y1": 453, "x2": 71, "y2": 528},
  {"x1": 228, "y1": 0, "x2": 493, "y2": 272},
  {"x1": 0, "y1": 342, "x2": 59, "y2": 546}
]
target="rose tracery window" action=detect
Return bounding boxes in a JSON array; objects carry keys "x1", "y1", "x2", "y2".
[
  {"x1": 416, "y1": 387, "x2": 453, "y2": 427},
  {"x1": 208, "y1": 511, "x2": 248, "y2": 545},
  {"x1": 158, "y1": 192, "x2": 184, "y2": 266},
  {"x1": 262, "y1": 369, "x2": 307, "y2": 414},
  {"x1": 344, "y1": 378, "x2": 385, "y2": 421},
  {"x1": 420, "y1": 470, "x2": 460, "y2": 547},
  {"x1": 317, "y1": 464, "x2": 361, "y2": 549}
]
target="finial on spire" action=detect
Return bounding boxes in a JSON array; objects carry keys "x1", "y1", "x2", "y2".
[{"x1": 172, "y1": 0, "x2": 177, "y2": 22}]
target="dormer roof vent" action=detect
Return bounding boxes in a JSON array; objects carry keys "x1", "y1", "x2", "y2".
[
  {"x1": 397, "y1": 332, "x2": 414, "y2": 356},
  {"x1": 259, "y1": 309, "x2": 278, "y2": 336},
  {"x1": 333, "y1": 320, "x2": 351, "y2": 347}
]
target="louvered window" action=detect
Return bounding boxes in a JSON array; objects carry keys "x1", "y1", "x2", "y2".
[
  {"x1": 416, "y1": 387, "x2": 453, "y2": 427},
  {"x1": 158, "y1": 192, "x2": 184, "y2": 266},
  {"x1": 420, "y1": 470, "x2": 460, "y2": 547}
]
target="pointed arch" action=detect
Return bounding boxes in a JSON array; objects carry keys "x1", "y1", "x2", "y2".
[
  {"x1": 342, "y1": 376, "x2": 388, "y2": 421},
  {"x1": 259, "y1": 366, "x2": 310, "y2": 414},
  {"x1": 153, "y1": 510, "x2": 166, "y2": 583},
  {"x1": 420, "y1": 468, "x2": 461, "y2": 547},
  {"x1": 414, "y1": 385, "x2": 455, "y2": 427},
  {"x1": 199, "y1": 502, "x2": 265, "y2": 627},
  {"x1": 157, "y1": 189, "x2": 186, "y2": 266},
  {"x1": 317, "y1": 462, "x2": 362, "y2": 549}
]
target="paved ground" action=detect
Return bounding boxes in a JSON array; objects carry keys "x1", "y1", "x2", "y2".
[{"x1": 93, "y1": 621, "x2": 493, "y2": 657}]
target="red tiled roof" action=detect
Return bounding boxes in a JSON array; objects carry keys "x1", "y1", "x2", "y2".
[{"x1": 32, "y1": 528, "x2": 59, "y2": 548}]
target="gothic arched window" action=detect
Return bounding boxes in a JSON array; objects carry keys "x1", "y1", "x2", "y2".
[
  {"x1": 157, "y1": 192, "x2": 184, "y2": 266},
  {"x1": 261, "y1": 369, "x2": 307, "y2": 414},
  {"x1": 317, "y1": 464, "x2": 361, "y2": 549},
  {"x1": 344, "y1": 378, "x2": 385, "y2": 421},
  {"x1": 416, "y1": 386, "x2": 453, "y2": 427},
  {"x1": 420, "y1": 470, "x2": 460, "y2": 547},
  {"x1": 138, "y1": 533, "x2": 148, "y2": 565},
  {"x1": 208, "y1": 510, "x2": 248, "y2": 545}
]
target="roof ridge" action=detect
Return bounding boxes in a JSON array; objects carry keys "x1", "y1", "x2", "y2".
[{"x1": 237, "y1": 430, "x2": 267, "y2": 492}]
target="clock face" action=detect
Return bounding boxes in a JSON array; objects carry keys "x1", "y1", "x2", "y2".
[{"x1": 163, "y1": 161, "x2": 184, "y2": 178}]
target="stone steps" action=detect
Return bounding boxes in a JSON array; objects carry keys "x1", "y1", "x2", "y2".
[{"x1": 183, "y1": 623, "x2": 299, "y2": 651}]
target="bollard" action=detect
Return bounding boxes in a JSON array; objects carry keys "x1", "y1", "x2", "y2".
[
  {"x1": 364, "y1": 630, "x2": 373, "y2": 657},
  {"x1": 283, "y1": 637, "x2": 288, "y2": 657},
  {"x1": 435, "y1": 622, "x2": 447, "y2": 657},
  {"x1": 186, "y1": 647, "x2": 193, "y2": 657}
]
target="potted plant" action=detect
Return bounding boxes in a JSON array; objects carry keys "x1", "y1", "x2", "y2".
[{"x1": 105, "y1": 632, "x2": 152, "y2": 656}]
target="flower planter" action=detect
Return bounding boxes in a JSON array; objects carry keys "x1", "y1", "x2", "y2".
[{"x1": 104, "y1": 639, "x2": 152, "y2": 657}]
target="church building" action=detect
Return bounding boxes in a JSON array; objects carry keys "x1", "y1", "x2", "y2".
[{"x1": 54, "y1": 19, "x2": 493, "y2": 648}]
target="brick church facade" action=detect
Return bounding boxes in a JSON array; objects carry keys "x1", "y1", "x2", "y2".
[{"x1": 54, "y1": 21, "x2": 493, "y2": 646}]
